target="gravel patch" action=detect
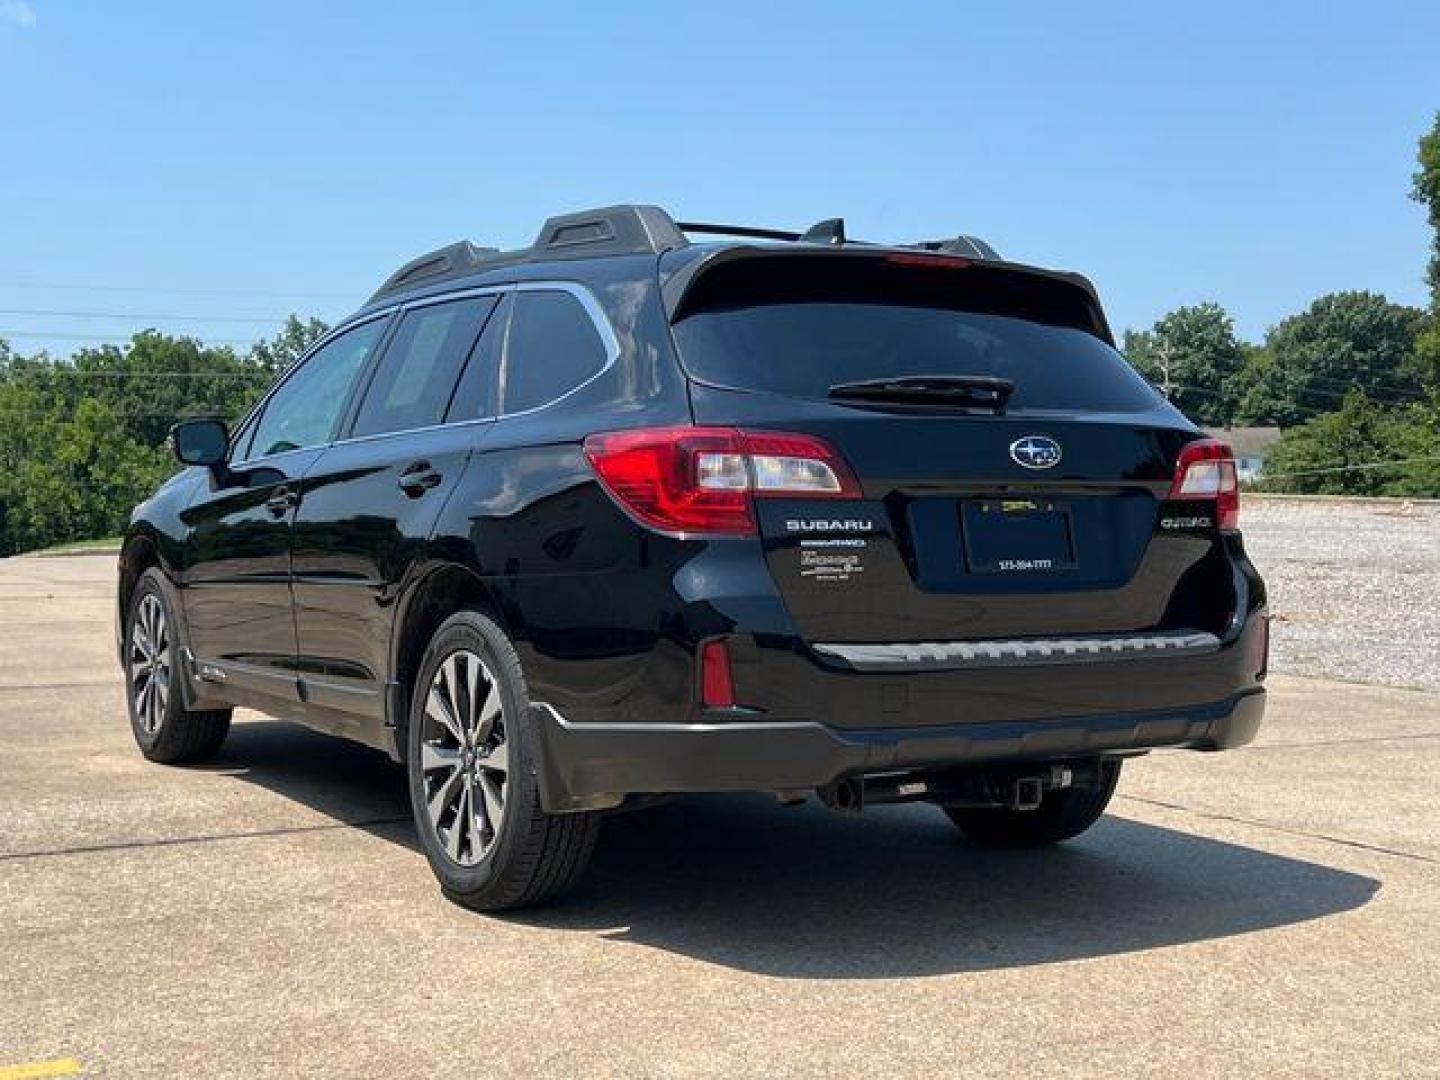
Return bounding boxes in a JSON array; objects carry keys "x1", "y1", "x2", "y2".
[{"x1": 1243, "y1": 496, "x2": 1440, "y2": 691}]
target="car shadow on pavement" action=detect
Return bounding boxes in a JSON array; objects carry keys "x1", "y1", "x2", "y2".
[{"x1": 218, "y1": 719, "x2": 1380, "y2": 979}]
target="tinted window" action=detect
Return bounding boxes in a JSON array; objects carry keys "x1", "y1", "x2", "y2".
[
  {"x1": 247, "y1": 319, "x2": 386, "y2": 458},
  {"x1": 229, "y1": 416, "x2": 257, "y2": 462},
  {"x1": 446, "y1": 293, "x2": 509, "y2": 422},
  {"x1": 497, "y1": 290, "x2": 609, "y2": 414},
  {"x1": 351, "y1": 297, "x2": 496, "y2": 437},
  {"x1": 672, "y1": 257, "x2": 1162, "y2": 414}
]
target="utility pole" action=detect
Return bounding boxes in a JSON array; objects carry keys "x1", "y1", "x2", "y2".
[{"x1": 1157, "y1": 343, "x2": 1175, "y2": 400}]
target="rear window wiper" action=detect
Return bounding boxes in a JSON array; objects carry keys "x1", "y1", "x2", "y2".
[{"x1": 827, "y1": 375, "x2": 1014, "y2": 411}]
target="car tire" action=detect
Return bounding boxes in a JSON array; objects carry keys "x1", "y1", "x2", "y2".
[
  {"x1": 124, "y1": 568, "x2": 232, "y2": 765},
  {"x1": 406, "y1": 608, "x2": 600, "y2": 912},
  {"x1": 944, "y1": 759, "x2": 1122, "y2": 846}
]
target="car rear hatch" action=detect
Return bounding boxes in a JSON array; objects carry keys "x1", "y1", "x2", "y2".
[{"x1": 665, "y1": 248, "x2": 1239, "y2": 650}]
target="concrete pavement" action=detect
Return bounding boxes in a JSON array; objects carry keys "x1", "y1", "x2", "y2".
[{"x1": 0, "y1": 554, "x2": 1437, "y2": 1078}]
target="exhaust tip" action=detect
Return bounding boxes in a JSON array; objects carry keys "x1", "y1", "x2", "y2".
[
  {"x1": 1011, "y1": 776, "x2": 1045, "y2": 811},
  {"x1": 818, "y1": 777, "x2": 864, "y2": 814}
]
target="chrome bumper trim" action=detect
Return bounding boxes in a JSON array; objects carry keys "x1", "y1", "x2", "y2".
[{"x1": 813, "y1": 631, "x2": 1222, "y2": 672}]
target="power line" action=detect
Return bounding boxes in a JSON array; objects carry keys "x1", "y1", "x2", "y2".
[
  {"x1": 0, "y1": 308, "x2": 288, "y2": 325},
  {"x1": 1, "y1": 370, "x2": 269, "y2": 379},
  {"x1": 1261, "y1": 455, "x2": 1440, "y2": 481},
  {"x1": 1172, "y1": 382, "x2": 1427, "y2": 410},
  {"x1": 1165, "y1": 377, "x2": 1427, "y2": 405},
  {"x1": 0, "y1": 409, "x2": 242, "y2": 419},
  {"x1": 0, "y1": 330, "x2": 258, "y2": 345},
  {"x1": 1292, "y1": 386, "x2": 1425, "y2": 407},
  {"x1": 1298, "y1": 372, "x2": 1427, "y2": 396},
  {"x1": 0, "y1": 279, "x2": 352, "y2": 299}
]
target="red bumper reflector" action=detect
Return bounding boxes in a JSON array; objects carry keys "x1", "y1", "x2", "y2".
[{"x1": 700, "y1": 639, "x2": 736, "y2": 708}]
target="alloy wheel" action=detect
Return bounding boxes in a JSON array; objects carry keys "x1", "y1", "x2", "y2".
[
  {"x1": 420, "y1": 649, "x2": 509, "y2": 867},
  {"x1": 129, "y1": 594, "x2": 171, "y2": 735}
]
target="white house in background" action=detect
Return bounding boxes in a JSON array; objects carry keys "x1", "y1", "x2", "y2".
[{"x1": 1204, "y1": 426, "x2": 1282, "y2": 482}]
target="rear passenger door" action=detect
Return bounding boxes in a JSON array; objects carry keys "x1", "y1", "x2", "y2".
[
  {"x1": 288, "y1": 293, "x2": 501, "y2": 740},
  {"x1": 457, "y1": 286, "x2": 632, "y2": 641}
]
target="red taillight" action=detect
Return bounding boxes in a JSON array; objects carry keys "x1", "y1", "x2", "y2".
[
  {"x1": 1170, "y1": 438, "x2": 1240, "y2": 531},
  {"x1": 700, "y1": 639, "x2": 736, "y2": 708},
  {"x1": 583, "y1": 426, "x2": 861, "y2": 536}
]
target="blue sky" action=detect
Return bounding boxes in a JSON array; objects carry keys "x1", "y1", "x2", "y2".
[{"x1": 1, "y1": 1, "x2": 1437, "y2": 357}]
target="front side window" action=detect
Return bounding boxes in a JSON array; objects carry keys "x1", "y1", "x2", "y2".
[
  {"x1": 246, "y1": 319, "x2": 386, "y2": 459},
  {"x1": 351, "y1": 297, "x2": 496, "y2": 438},
  {"x1": 496, "y1": 290, "x2": 609, "y2": 414}
]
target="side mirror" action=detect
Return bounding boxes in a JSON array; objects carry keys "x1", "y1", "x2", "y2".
[{"x1": 169, "y1": 418, "x2": 230, "y2": 468}]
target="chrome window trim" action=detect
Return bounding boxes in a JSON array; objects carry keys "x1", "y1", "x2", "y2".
[
  {"x1": 227, "y1": 309, "x2": 396, "y2": 469},
  {"x1": 322, "y1": 414, "x2": 497, "y2": 452},
  {"x1": 225, "y1": 279, "x2": 621, "y2": 464},
  {"x1": 323, "y1": 281, "x2": 621, "y2": 450}
]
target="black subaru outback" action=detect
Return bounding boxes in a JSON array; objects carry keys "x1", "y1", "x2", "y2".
[{"x1": 118, "y1": 205, "x2": 1267, "y2": 911}]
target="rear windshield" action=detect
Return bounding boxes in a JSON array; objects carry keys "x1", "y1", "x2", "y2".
[{"x1": 671, "y1": 255, "x2": 1163, "y2": 414}]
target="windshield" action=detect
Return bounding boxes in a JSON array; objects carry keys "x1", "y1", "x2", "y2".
[{"x1": 671, "y1": 257, "x2": 1164, "y2": 414}]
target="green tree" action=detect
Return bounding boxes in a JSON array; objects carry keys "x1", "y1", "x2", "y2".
[
  {"x1": 0, "y1": 397, "x2": 169, "y2": 554},
  {"x1": 1263, "y1": 389, "x2": 1397, "y2": 495},
  {"x1": 1239, "y1": 291, "x2": 1426, "y2": 426},
  {"x1": 1414, "y1": 320, "x2": 1440, "y2": 390},
  {"x1": 1229, "y1": 343, "x2": 1274, "y2": 423},
  {"x1": 1263, "y1": 388, "x2": 1440, "y2": 497},
  {"x1": 249, "y1": 314, "x2": 330, "y2": 376},
  {"x1": 1413, "y1": 110, "x2": 1440, "y2": 308},
  {"x1": 1122, "y1": 302, "x2": 1244, "y2": 424},
  {"x1": 66, "y1": 332, "x2": 267, "y2": 448},
  {"x1": 1377, "y1": 391, "x2": 1440, "y2": 497},
  {"x1": 0, "y1": 319, "x2": 327, "y2": 555}
]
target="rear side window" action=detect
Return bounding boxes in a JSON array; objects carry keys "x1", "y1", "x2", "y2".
[
  {"x1": 497, "y1": 290, "x2": 609, "y2": 414},
  {"x1": 446, "y1": 294, "x2": 508, "y2": 422},
  {"x1": 672, "y1": 256, "x2": 1163, "y2": 414},
  {"x1": 351, "y1": 297, "x2": 496, "y2": 438}
]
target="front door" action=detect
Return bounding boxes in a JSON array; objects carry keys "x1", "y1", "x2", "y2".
[{"x1": 178, "y1": 316, "x2": 390, "y2": 709}]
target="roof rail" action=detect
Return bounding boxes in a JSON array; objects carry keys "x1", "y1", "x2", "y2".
[
  {"x1": 533, "y1": 204, "x2": 687, "y2": 259},
  {"x1": 370, "y1": 241, "x2": 501, "y2": 301},
  {"x1": 909, "y1": 235, "x2": 1002, "y2": 260},
  {"x1": 368, "y1": 205, "x2": 693, "y2": 302},
  {"x1": 367, "y1": 205, "x2": 1004, "y2": 304},
  {"x1": 676, "y1": 221, "x2": 803, "y2": 242},
  {"x1": 797, "y1": 217, "x2": 846, "y2": 245},
  {"x1": 677, "y1": 217, "x2": 851, "y2": 245}
]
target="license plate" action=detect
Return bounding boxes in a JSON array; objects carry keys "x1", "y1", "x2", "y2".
[{"x1": 962, "y1": 498, "x2": 1077, "y2": 573}]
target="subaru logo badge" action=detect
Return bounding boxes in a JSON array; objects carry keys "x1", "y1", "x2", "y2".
[{"x1": 1009, "y1": 435, "x2": 1062, "y2": 470}]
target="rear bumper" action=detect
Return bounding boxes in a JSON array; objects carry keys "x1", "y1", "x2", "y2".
[{"x1": 532, "y1": 687, "x2": 1265, "y2": 812}]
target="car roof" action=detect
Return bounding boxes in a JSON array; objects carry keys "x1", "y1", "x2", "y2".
[{"x1": 350, "y1": 203, "x2": 1113, "y2": 344}]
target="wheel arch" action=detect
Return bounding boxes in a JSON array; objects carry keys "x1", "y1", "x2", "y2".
[
  {"x1": 118, "y1": 532, "x2": 160, "y2": 620},
  {"x1": 386, "y1": 561, "x2": 511, "y2": 762},
  {"x1": 116, "y1": 530, "x2": 165, "y2": 664},
  {"x1": 118, "y1": 531, "x2": 220, "y2": 712}
]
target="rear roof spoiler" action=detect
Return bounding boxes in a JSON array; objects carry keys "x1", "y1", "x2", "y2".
[{"x1": 659, "y1": 245, "x2": 1115, "y2": 346}]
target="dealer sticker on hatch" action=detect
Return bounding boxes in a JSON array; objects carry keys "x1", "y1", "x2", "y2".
[{"x1": 785, "y1": 517, "x2": 873, "y2": 582}]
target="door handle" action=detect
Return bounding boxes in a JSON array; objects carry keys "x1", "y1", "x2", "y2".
[
  {"x1": 265, "y1": 486, "x2": 297, "y2": 517},
  {"x1": 398, "y1": 461, "x2": 443, "y2": 496}
]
